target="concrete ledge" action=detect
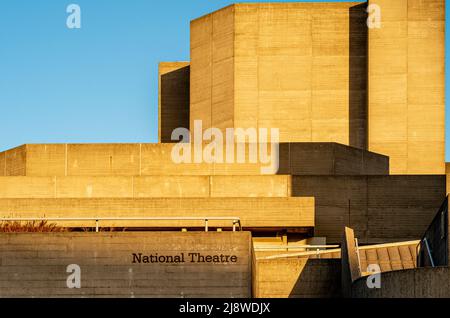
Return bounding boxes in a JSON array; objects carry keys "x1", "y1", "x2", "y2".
[
  {"x1": 0, "y1": 143, "x2": 389, "y2": 176},
  {"x1": 0, "y1": 175, "x2": 291, "y2": 199},
  {"x1": 0, "y1": 197, "x2": 314, "y2": 229}
]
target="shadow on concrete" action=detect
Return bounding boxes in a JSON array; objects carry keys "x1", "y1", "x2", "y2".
[
  {"x1": 160, "y1": 66, "x2": 190, "y2": 143},
  {"x1": 349, "y1": 3, "x2": 368, "y2": 149},
  {"x1": 288, "y1": 259, "x2": 342, "y2": 298}
]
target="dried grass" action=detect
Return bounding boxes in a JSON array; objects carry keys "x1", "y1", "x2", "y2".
[{"x1": 0, "y1": 220, "x2": 68, "y2": 233}]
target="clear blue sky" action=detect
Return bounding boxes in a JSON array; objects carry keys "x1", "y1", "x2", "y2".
[{"x1": 0, "y1": 0, "x2": 448, "y2": 159}]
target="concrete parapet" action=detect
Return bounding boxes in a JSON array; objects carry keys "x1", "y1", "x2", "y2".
[
  {"x1": 0, "y1": 197, "x2": 315, "y2": 229},
  {"x1": 0, "y1": 232, "x2": 251, "y2": 298},
  {"x1": 352, "y1": 266, "x2": 450, "y2": 298},
  {"x1": 0, "y1": 143, "x2": 389, "y2": 177}
]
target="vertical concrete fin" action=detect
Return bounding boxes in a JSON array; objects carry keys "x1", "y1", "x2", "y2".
[{"x1": 341, "y1": 227, "x2": 362, "y2": 297}]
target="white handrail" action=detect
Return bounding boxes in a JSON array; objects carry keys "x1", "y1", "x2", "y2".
[
  {"x1": 0, "y1": 217, "x2": 242, "y2": 232},
  {"x1": 423, "y1": 238, "x2": 435, "y2": 268},
  {"x1": 254, "y1": 245, "x2": 339, "y2": 251},
  {"x1": 257, "y1": 248, "x2": 341, "y2": 260}
]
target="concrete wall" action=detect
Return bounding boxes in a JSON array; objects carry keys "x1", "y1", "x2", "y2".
[
  {"x1": 0, "y1": 151, "x2": 4, "y2": 176},
  {"x1": 0, "y1": 143, "x2": 389, "y2": 176},
  {"x1": 67, "y1": 144, "x2": 141, "y2": 176},
  {"x1": 26, "y1": 144, "x2": 65, "y2": 176},
  {"x1": 0, "y1": 175, "x2": 291, "y2": 199},
  {"x1": 188, "y1": 0, "x2": 445, "y2": 174},
  {"x1": 293, "y1": 175, "x2": 446, "y2": 244},
  {"x1": 0, "y1": 232, "x2": 251, "y2": 298},
  {"x1": 159, "y1": 62, "x2": 190, "y2": 143},
  {"x1": 368, "y1": 0, "x2": 445, "y2": 175},
  {"x1": 253, "y1": 258, "x2": 341, "y2": 298},
  {"x1": 190, "y1": 5, "x2": 235, "y2": 132},
  {"x1": 352, "y1": 266, "x2": 450, "y2": 298},
  {"x1": 4, "y1": 145, "x2": 26, "y2": 176},
  {"x1": 0, "y1": 197, "x2": 314, "y2": 229},
  {"x1": 278, "y1": 143, "x2": 388, "y2": 175},
  {"x1": 191, "y1": 3, "x2": 367, "y2": 148}
]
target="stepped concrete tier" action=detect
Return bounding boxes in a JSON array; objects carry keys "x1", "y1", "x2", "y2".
[
  {"x1": 0, "y1": 197, "x2": 314, "y2": 230},
  {"x1": 293, "y1": 175, "x2": 446, "y2": 244},
  {"x1": 0, "y1": 175, "x2": 292, "y2": 199},
  {"x1": 0, "y1": 143, "x2": 389, "y2": 177},
  {"x1": 0, "y1": 174, "x2": 444, "y2": 244},
  {"x1": 0, "y1": 172, "x2": 444, "y2": 240},
  {"x1": 0, "y1": 232, "x2": 251, "y2": 298}
]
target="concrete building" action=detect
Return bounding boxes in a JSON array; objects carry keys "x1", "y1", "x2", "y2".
[{"x1": 0, "y1": 0, "x2": 447, "y2": 298}]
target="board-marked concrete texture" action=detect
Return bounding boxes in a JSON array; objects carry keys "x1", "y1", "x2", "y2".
[
  {"x1": 0, "y1": 175, "x2": 291, "y2": 199},
  {"x1": 368, "y1": 0, "x2": 445, "y2": 175},
  {"x1": 0, "y1": 232, "x2": 251, "y2": 298},
  {"x1": 293, "y1": 175, "x2": 446, "y2": 243},
  {"x1": 190, "y1": 3, "x2": 368, "y2": 148},
  {"x1": 0, "y1": 143, "x2": 389, "y2": 176},
  {"x1": 0, "y1": 197, "x2": 315, "y2": 229},
  {"x1": 352, "y1": 266, "x2": 450, "y2": 298},
  {"x1": 252, "y1": 258, "x2": 341, "y2": 298}
]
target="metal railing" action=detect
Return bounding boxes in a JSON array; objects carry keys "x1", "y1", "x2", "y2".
[
  {"x1": 253, "y1": 244, "x2": 339, "y2": 251},
  {"x1": 254, "y1": 245, "x2": 340, "y2": 260},
  {"x1": 418, "y1": 196, "x2": 448, "y2": 267},
  {"x1": 0, "y1": 217, "x2": 242, "y2": 233},
  {"x1": 423, "y1": 237, "x2": 435, "y2": 268}
]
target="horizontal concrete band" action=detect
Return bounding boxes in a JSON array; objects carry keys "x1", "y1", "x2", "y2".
[
  {"x1": 0, "y1": 143, "x2": 388, "y2": 177},
  {"x1": 0, "y1": 232, "x2": 252, "y2": 298},
  {"x1": 0, "y1": 197, "x2": 315, "y2": 228},
  {"x1": 0, "y1": 175, "x2": 291, "y2": 199},
  {"x1": 0, "y1": 174, "x2": 444, "y2": 244}
]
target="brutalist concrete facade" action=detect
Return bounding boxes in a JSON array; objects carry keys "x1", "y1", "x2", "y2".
[{"x1": 0, "y1": 0, "x2": 447, "y2": 298}]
